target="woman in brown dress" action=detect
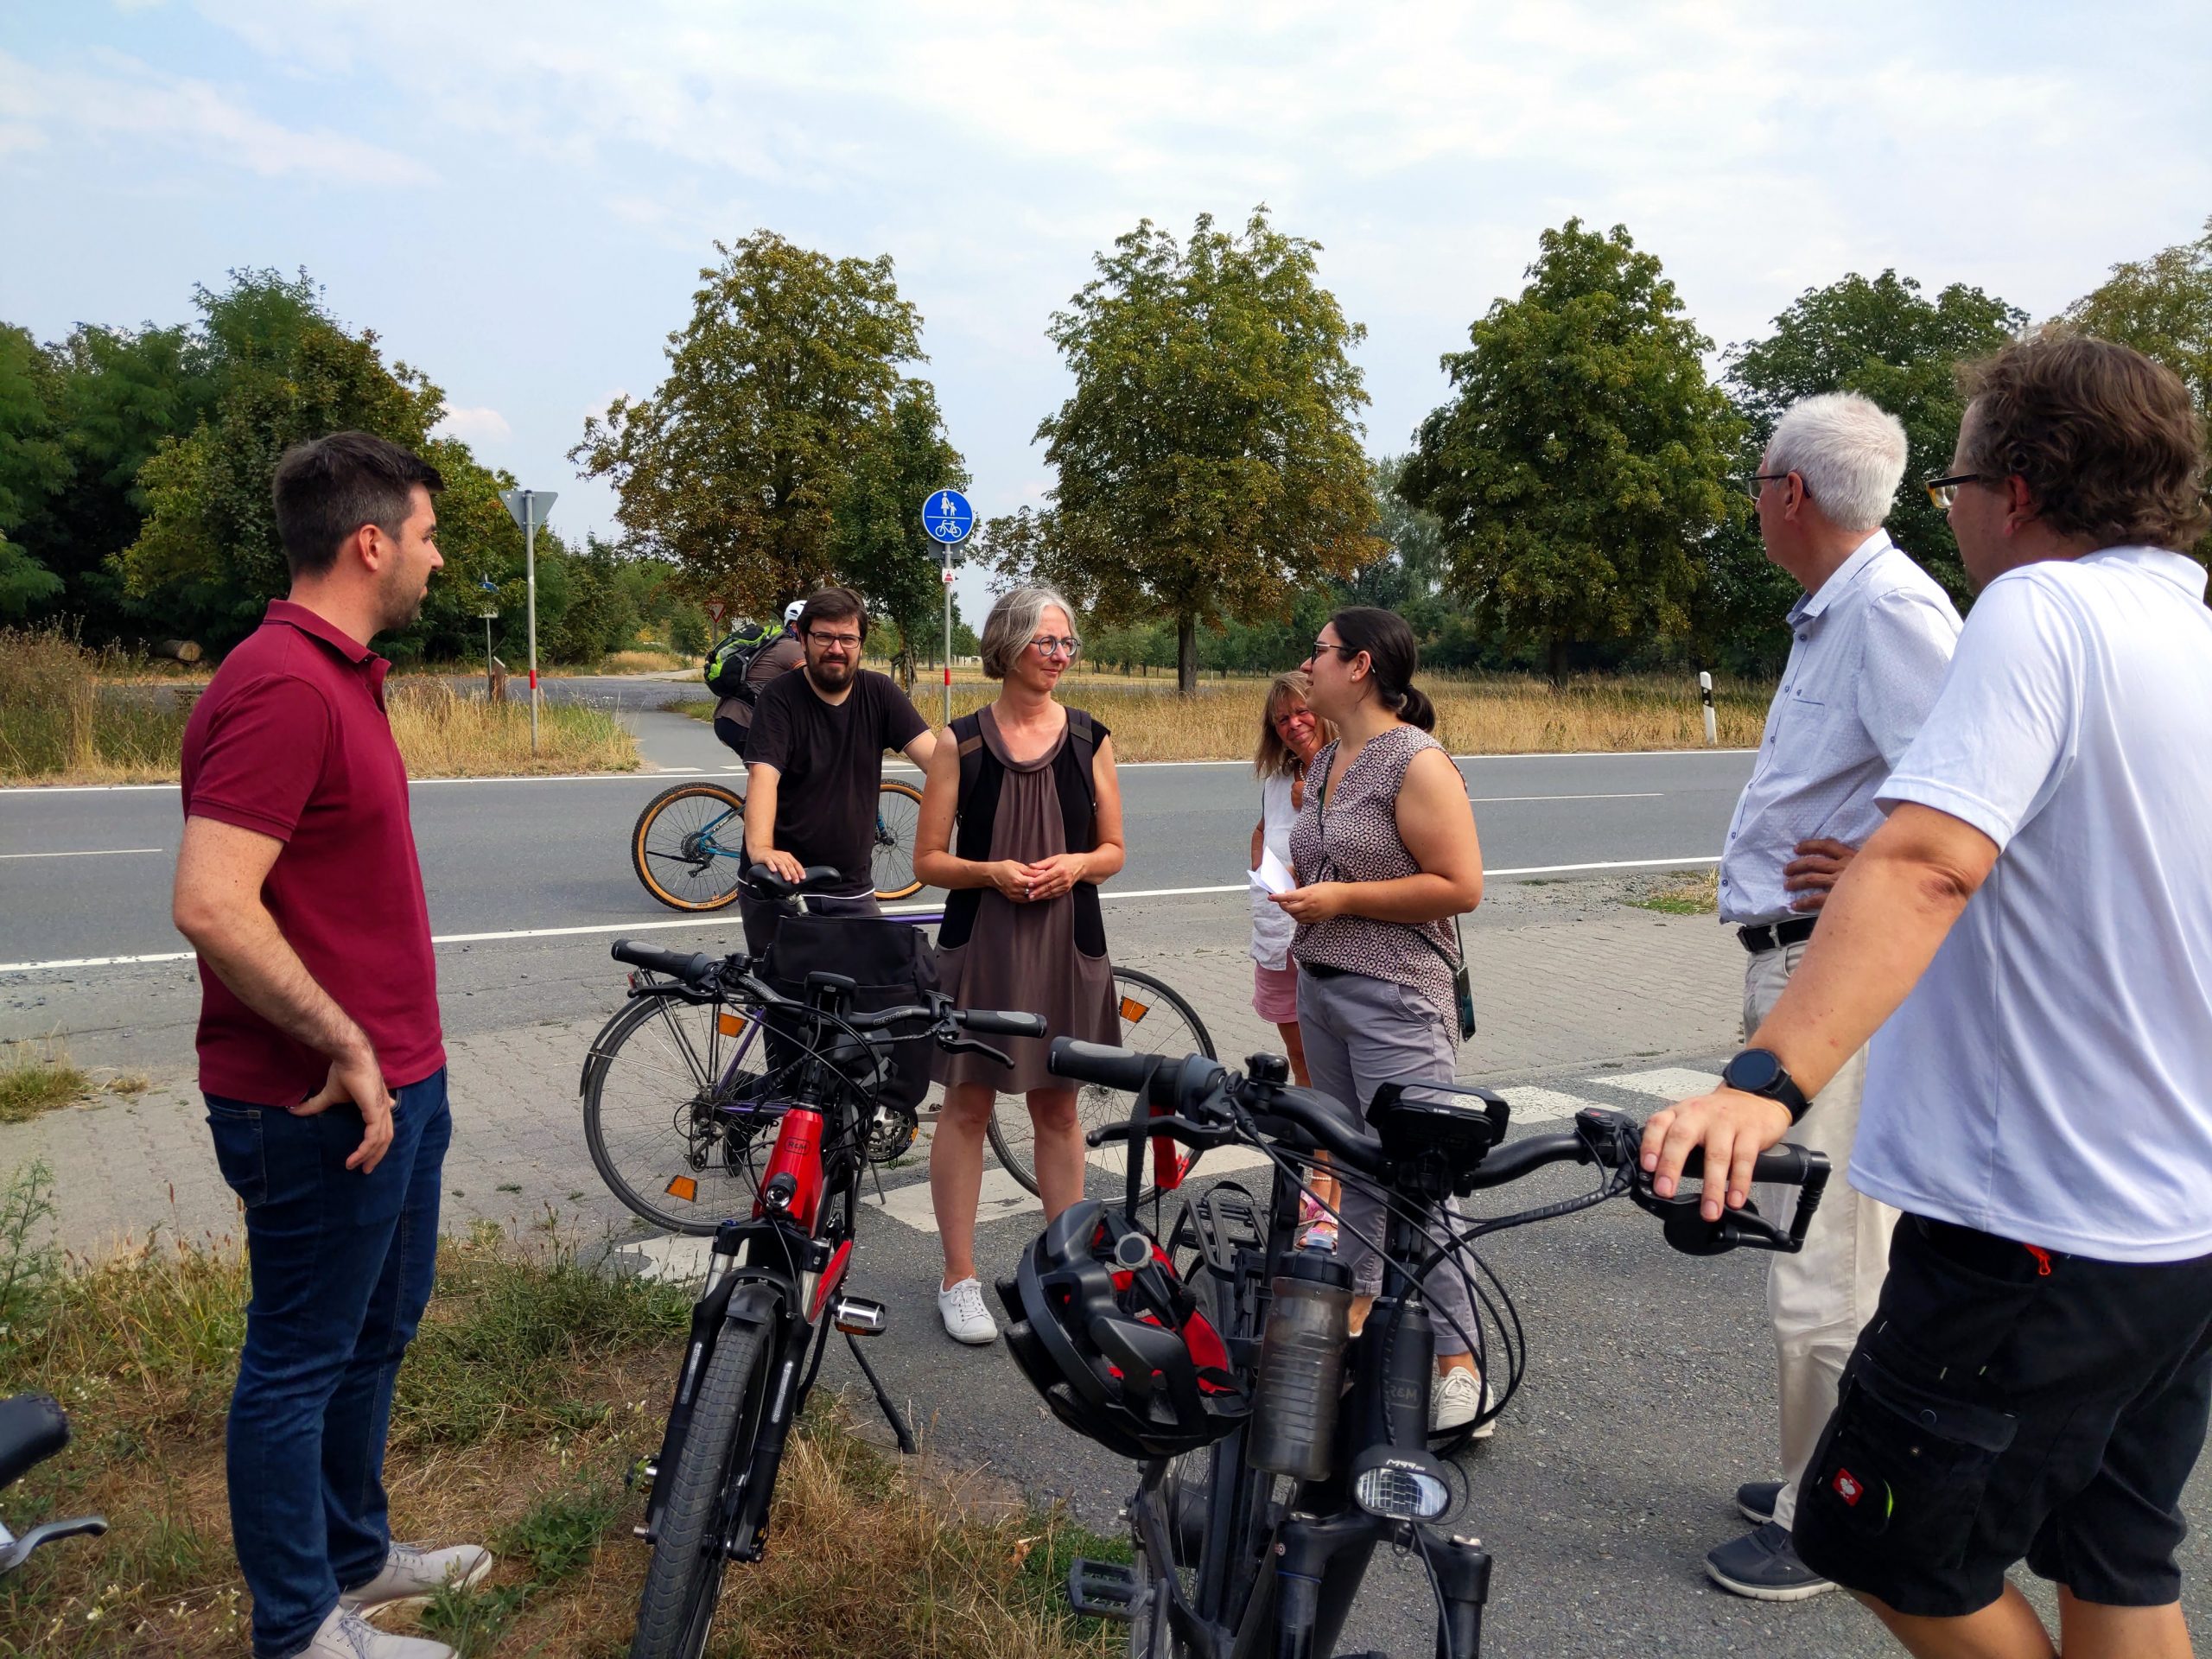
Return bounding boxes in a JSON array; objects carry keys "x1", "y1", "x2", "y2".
[{"x1": 913, "y1": 587, "x2": 1126, "y2": 1344}]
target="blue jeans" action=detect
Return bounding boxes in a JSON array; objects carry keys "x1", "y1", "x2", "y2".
[{"x1": 206, "y1": 1069, "x2": 450, "y2": 1658}]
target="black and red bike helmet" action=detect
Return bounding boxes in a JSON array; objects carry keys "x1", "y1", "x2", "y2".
[{"x1": 997, "y1": 1199, "x2": 1248, "y2": 1459}]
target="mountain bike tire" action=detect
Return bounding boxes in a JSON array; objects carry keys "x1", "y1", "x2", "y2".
[
  {"x1": 629, "y1": 1320, "x2": 775, "y2": 1659},
  {"x1": 988, "y1": 966, "x2": 1214, "y2": 1204},
  {"x1": 871, "y1": 779, "x2": 926, "y2": 900},
  {"x1": 632, "y1": 782, "x2": 748, "y2": 912}
]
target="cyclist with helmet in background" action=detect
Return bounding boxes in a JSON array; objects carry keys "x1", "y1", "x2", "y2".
[{"x1": 709, "y1": 598, "x2": 806, "y2": 757}]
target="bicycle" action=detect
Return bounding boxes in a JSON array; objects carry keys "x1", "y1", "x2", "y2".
[
  {"x1": 582, "y1": 899, "x2": 1216, "y2": 1233},
  {"x1": 608, "y1": 912, "x2": 1044, "y2": 1659},
  {"x1": 1016, "y1": 1037, "x2": 1830, "y2": 1659},
  {"x1": 0, "y1": 1394, "x2": 106, "y2": 1577},
  {"x1": 629, "y1": 775, "x2": 926, "y2": 910}
]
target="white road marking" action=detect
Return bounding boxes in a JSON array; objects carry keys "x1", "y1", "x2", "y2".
[
  {"x1": 1497, "y1": 1086, "x2": 1610, "y2": 1124},
  {"x1": 0, "y1": 847, "x2": 163, "y2": 860},
  {"x1": 1587, "y1": 1066, "x2": 1722, "y2": 1101},
  {"x1": 1471, "y1": 792, "x2": 1661, "y2": 804}
]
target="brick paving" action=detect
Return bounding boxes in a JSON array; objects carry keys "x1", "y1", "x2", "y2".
[{"x1": 0, "y1": 888, "x2": 1744, "y2": 1256}]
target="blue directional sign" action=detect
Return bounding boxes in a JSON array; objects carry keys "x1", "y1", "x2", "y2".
[
  {"x1": 922, "y1": 488, "x2": 974, "y2": 545},
  {"x1": 478, "y1": 575, "x2": 499, "y2": 592}
]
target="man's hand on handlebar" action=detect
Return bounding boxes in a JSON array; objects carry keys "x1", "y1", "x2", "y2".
[{"x1": 1639, "y1": 1087, "x2": 1795, "y2": 1222}]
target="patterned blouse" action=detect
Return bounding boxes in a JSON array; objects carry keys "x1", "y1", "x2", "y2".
[{"x1": 1287, "y1": 723, "x2": 1460, "y2": 1018}]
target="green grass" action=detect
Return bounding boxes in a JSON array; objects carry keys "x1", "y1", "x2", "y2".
[
  {"x1": 0, "y1": 1046, "x2": 87, "y2": 1124},
  {"x1": 1626, "y1": 869, "x2": 1719, "y2": 915}
]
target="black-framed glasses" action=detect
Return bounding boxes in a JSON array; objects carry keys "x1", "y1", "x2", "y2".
[
  {"x1": 1027, "y1": 635, "x2": 1079, "y2": 659},
  {"x1": 1923, "y1": 474, "x2": 1991, "y2": 510},
  {"x1": 1743, "y1": 472, "x2": 1791, "y2": 500},
  {"x1": 808, "y1": 631, "x2": 863, "y2": 650},
  {"x1": 1308, "y1": 639, "x2": 1357, "y2": 660}
]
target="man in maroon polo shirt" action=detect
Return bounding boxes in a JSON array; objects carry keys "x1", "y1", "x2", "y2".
[{"x1": 173, "y1": 431, "x2": 483, "y2": 1659}]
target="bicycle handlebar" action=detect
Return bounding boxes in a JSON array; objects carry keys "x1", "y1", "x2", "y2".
[{"x1": 611, "y1": 941, "x2": 720, "y2": 983}]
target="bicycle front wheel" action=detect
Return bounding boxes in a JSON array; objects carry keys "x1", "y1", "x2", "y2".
[
  {"x1": 583, "y1": 993, "x2": 779, "y2": 1234},
  {"x1": 988, "y1": 967, "x2": 1216, "y2": 1204},
  {"x1": 629, "y1": 1320, "x2": 775, "y2": 1659},
  {"x1": 632, "y1": 783, "x2": 747, "y2": 912},
  {"x1": 871, "y1": 779, "x2": 925, "y2": 900}
]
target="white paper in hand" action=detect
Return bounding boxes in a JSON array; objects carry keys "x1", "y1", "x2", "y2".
[{"x1": 1249, "y1": 845, "x2": 1295, "y2": 897}]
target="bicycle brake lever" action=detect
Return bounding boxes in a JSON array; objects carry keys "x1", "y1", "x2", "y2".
[
  {"x1": 1639, "y1": 1188, "x2": 1802, "y2": 1256},
  {"x1": 939, "y1": 1036, "x2": 1013, "y2": 1070}
]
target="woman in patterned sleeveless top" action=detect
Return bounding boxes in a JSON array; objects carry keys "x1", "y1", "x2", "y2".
[{"x1": 1270, "y1": 607, "x2": 1491, "y2": 1434}]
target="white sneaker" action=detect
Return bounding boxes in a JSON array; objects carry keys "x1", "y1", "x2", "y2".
[
  {"x1": 1431, "y1": 1369, "x2": 1496, "y2": 1438},
  {"x1": 338, "y1": 1541, "x2": 493, "y2": 1617},
  {"x1": 938, "y1": 1276, "x2": 998, "y2": 1344},
  {"x1": 291, "y1": 1603, "x2": 456, "y2": 1658}
]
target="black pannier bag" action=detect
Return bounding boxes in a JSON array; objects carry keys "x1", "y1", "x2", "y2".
[{"x1": 762, "y1": 912, "x2": 941, "y2": 1116}]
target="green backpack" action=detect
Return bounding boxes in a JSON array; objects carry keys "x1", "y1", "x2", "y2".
[{"x1": 702, "y1": 621, "x2": 784, "y2": 702}]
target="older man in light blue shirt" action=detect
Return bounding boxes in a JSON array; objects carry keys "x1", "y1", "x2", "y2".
[{"x1": 1704, "y1": 392, "x2": 1961, "y2": 1602}]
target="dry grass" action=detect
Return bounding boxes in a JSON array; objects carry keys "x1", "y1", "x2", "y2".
[
  {"x1": 672, "y1": 671, "x2": 1768, "y2": 760},
  {"x1": 0, "y1": 632, "x2": 641, "y2": 783},
  {"x1": 0, "y1": 1040, "x2": 89, "y2": 1125},
  {"x1": 596, "y1": 649, "x2": 693, "y2": 675},
  {"x1": 0, "y1": 1179, "x2": 1118, "y2": 1659},
  {"x1": 384, "y1": 682, "x2": 639, "y2": 778}
]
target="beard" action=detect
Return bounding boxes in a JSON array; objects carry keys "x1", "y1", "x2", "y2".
[
  {"x1": 378, "y1": 565, "x2": 428, "y2": 633},
  {"x1": 807, "y1": 656, "x2": 855, "y2": 691}
]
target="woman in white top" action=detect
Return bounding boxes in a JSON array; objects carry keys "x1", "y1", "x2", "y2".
[{"x1": 1249, "y1": 671, "x2": 1331, "y2": 1084}]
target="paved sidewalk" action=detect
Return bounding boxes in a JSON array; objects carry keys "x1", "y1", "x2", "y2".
[{"x1": 0, "y1": 889, "x2": 1744, "y2": 1255}]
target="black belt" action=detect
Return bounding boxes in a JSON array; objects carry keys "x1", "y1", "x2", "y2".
[
  {"x1": 1300, "y1": 962, "x2": 1349, "y2": 981},
  {"x1": 1737, "y1": 917, "x2": 1817, "y2": 954}
]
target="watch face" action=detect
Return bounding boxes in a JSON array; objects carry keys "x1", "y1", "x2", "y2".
[{"x1": 1726, "y1": 1049, "x2": 1783, "y2": 1094}]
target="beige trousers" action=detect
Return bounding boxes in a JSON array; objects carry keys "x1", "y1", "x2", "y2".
[{"x1": 1744, "y1": 939, "x2": 1898, "y2": 1529}]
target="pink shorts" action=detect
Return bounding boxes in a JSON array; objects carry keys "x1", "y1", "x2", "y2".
[{"x1": 1253, "y1": 960, "x2": 1300, "y2": 1025}]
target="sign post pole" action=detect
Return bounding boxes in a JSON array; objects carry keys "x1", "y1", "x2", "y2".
[
  {"x1": 920, "y1": 488, "x2": 975, "y2": 729},
  {"x1": 499, "y1": 489, "x2": 558, "y2": 754}
]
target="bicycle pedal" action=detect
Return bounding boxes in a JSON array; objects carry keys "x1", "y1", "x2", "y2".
[{"x1": 1065, "y1": 1557, "x2": 1142, "y2": 1622}]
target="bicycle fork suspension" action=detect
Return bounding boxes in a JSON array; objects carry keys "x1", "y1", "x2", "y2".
[{"x1": 1265, "y1": 1513, "x2": 1491, "y2": 1659}]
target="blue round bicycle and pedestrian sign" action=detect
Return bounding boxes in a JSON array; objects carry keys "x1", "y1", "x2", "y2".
[{"x1": 922, "y1": 489, "x2": 974, "y2": 545}]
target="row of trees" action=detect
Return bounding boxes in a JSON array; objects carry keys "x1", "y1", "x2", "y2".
[
  {"x1": 4, "y1": 217, "x2": 2203, "y2": 687},
  {"x1": 0, "y1": 270, "x2": 711, "y2": 664}
]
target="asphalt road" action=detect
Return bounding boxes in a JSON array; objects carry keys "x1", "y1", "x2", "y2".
[{"x1": 0, "y1": 724, "x2": 1749, "y2": 973}]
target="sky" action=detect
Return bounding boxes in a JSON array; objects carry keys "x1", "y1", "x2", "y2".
[{"x1": 4, "y1": 1, "x2": 2209, "y2": 622}]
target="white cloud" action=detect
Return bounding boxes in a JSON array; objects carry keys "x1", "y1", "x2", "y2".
[
  {"x1": 433, "y1": 405, "x2": 512, "y2": 443},
  {"x1": 0, "y1": 48, "x2": 434, "y2": 185}
]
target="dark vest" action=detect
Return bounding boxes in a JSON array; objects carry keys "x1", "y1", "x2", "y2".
[{"x1": 940, "y1": 707, "x2": 1106, "y2": 957}]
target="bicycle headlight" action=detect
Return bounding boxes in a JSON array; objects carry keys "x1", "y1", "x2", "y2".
[{"x1": 1349, "y1": 1446, "x2": 1452, "y2": 1522}]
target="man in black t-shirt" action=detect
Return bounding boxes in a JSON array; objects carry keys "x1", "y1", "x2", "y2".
[{"x1": 741, "y1": 586, "x2": 935, "y2": 953}]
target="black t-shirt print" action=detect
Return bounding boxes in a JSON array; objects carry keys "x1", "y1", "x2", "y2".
[{"x1": 743, "y1": 669, "x2": 929, "y2": 894}]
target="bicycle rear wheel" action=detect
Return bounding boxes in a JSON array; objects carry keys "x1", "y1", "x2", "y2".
[
  {"x1": 871, "y1": 779, "x2": 925, "y2": 900},
  {"x1": 632, "y1": 783, "x2": 747, "y2": 912},
  {"x1": 583, "y1": 993, "x2": 780, "y2": 1234},
  {"x1": 988, "y1": 966, "x2": 1215, "y2": 1204},
  {"x1": 629, "y1": 1319, "x2": 775, "y2": 1659}
]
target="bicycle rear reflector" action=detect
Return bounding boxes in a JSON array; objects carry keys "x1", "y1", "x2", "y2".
[
  {"x1": 664, "y1": 1176, "x2": 698, "y2": 1203},
  {"x1": 1119, "y1": 996, "x2": 1148, "y2": 1024},
  {"x1": 1350, "y1": 1446, "x2": 1452, "y2": 1522},
  {"x1": 718, "y1": 1012, "x2": 747, "y2": 1037}
]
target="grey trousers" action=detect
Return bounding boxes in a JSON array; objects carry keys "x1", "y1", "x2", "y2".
[{"x1": 1295, "y1": 966, "x2": 1477, "y2": 1358}]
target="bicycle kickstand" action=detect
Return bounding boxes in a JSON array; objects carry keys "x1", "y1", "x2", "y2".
[{"x1": 845, "y1": 1331, "x2": 918, "y2": 1454}]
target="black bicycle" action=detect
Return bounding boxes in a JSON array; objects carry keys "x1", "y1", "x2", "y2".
[
  {"x1": 612, "y1": 912, "x2": 1043, "y2": 1659},
  {"x1": 0, "y1": 1394, "x2": 106, "y2": 1577},
  {"x1": 1016, "y1": 1039, "x2": 1829, "y2": 1659}
]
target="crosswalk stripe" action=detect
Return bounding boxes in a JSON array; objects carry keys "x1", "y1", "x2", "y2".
[{"x1": 1586, "y1": 1066, "x2": 1721, "y2": 1101}]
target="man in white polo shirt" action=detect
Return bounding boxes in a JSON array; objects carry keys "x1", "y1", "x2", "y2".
[
  {"x1": 1645, "y1": 331, "x2": 2212, "y2": 1659},
  {"x1": 1704, "y1": 391, "x2": 1962, "y2": 1601}
]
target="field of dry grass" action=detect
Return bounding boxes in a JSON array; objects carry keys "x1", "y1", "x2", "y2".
[
  {"x1": 0, "y1": 1168, "x2": 1119, "y2": 1659},
  {"x1": 676, "y1": 669, "x2": 1770, "y2": 760},
  {"x1": 0, "y1": 630, "x2": 641, "y2": 784}
]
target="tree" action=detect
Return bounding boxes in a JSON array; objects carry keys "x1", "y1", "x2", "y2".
[
  {"x1": 831, "y1": 380, "x2": 966, "y2": 684},
  {"x1": 1724, "y1": 269, "x2": 2025, "y2": 629},
  {"x1": 1342, "y1": 455, "x2": 1444, "y2": 611},
  {"x1": 2063, "y1": 217, "x2": 2212, "y2": 566},
  {"x1": 571, "y1": 231, "x2": 954, "y2": 626},
  {"x1": 1001, "y1": 208, "x2": 1379, "y2": 694},
  {"x1": 1401, "y1": 220, "x2": 1743, "y2": 684},
  {"x1": 0, "y1": 325, "x2": 67, "y2": 617}
]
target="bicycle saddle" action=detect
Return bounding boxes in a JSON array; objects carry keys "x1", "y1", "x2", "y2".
[{"x1": 0, "y1": 1394, "x2": 69, "y2": 1490}]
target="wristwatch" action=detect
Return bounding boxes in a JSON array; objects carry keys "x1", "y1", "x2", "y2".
[{"x1": 1720, "y1": 1048, "x2": 1810, "y2": 1124}]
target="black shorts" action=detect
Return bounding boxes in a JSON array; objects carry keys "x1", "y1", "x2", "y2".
[
  {"x1": 1792, "y1": 1212, "x2": 2212, "y2": 1617},
  {"x1": 713, "y1": 715, "x2": 749, "y2": 756}
]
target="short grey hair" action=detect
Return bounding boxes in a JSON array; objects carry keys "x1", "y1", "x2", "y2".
[
  {"x1": 979, "y1": 585, "x2": 1080, "y2": 679},
  {"x1": 1765, "y1": 391, "x2": 1910, "y2": 532}
]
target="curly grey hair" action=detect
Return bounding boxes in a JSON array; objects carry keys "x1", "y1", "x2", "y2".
[{"x1": 978, "y1": 585, "x2": 1081, "y2": 679}]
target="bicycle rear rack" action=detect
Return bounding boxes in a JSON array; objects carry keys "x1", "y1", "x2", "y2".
[{"x1": 1173, "y1": 1183, "x2": 1264, "y2": 1281}]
